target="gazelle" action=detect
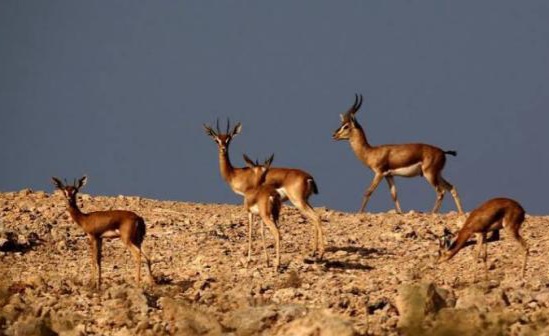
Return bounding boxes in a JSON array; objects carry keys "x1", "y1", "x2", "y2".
[
  {"x1": 438, "y1": 197, "x2": 528, "y2": 278},
  {"x1": 52, "y1": 176, "x2": 153, "y2": 289},
  {"x1": 242, "y1": 154, "x2": 282, "y2": 271},
  {"x1": 203, "y1": 120, "x2": 325, "y2": 258},
  {"x1": 332, "y1": 94, "x2": 464, "y2": 214}
]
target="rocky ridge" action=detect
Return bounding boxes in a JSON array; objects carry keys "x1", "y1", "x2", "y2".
[{"x1": 1, "y1": 189, "x2": 549, "y2": 335}]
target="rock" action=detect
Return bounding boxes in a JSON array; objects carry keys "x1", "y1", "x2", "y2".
[
  {"x1": 224, "y1": 306, "x2": 278, "y2": 335},
  {"x1": 274, "y1": 309, "x2": 357, "y2": 336},
  {"x1": 50, "y1": 310, "x2": 85, "y2": 334},
  {"x1": 395, "y1": 282, "x2": 449, "y2": 330},
  {"x1": 23, "y1": 274, "x2": 46, "y2": 289},
  {"x1": 455, "y1": 286, "x2": 488, "y2": 311},
  {"x1": 427, "y1": 308, "x2": 518, "y2": 335},
  {"x1": 2, "y1": 303, "x2": 23, "y2": 321},
  {"x1": 534, "y1": 290, "x2": 549, "y2": 308},
  {"x1": 59, "y1": 324, "x2": 87, "y2": 336},
  {"x1": 159, "y1": 297, "x2": 222, "y2": 336},
  {"x1": 272, "y1": 288, "x2": 299, "y2": 303},
  {"x1": 11, "y1": 316, "x2": 56, "y2": 336}
]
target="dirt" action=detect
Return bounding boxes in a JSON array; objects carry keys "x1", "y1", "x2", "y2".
[{"x1": 1, "y1": 189, "x2": 548, "y2": 335}]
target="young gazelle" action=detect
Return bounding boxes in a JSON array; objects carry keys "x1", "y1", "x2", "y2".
[
  {"x1": 332, "y1": 94, "x2": 464, "y2": 214},
  {"x1": 438, "y1": 198, "x2": 528, "y2": 278},
  {"x1": 203, "y1": 120, "x2": 325, "y2": 258},
  {"x1": 52, "y1": 176, "x2": 153, "y2": 288},
  {"x1": 242, "y1": 154, "x2": 282, "y2": 271}
]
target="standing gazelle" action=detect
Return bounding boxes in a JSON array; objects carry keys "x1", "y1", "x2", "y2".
[
  {"x1": 438, "y1": 198, "x2": 528, "y2": 278},
  {"x1": 203, "y1": 120, "x2": 325, "y2": 258},
  {"x1": 52, "y1": 176, "x2": 153, "y2": 289},
  {"x1": 333, "y1": 94, "x2": 464, "y2": 214},
  {"x1": 242, "y1": 154, "x2": 282, "y2": 271}
]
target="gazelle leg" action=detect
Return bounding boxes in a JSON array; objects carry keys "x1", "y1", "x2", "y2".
[
  {"x1": 482, "y1": 233, "x2": 488, "y2": 280},
  {"x1": 424, "y1": 172, "x2": 445, "y2": 213},
  {"x1": 129, "y1": 244, "x2": 142, "y2": 285},
  {"x1": 93, "y1": 237, "x2": 103, "y2": 289},
  {"x1": 247, "y1": 212, "x2": 254, "y2": 266},
  {"x1": 359, "y1": 173, "x2": 384, "y2": 213},
  {"x1": 140, "y1": 247, "x2": 154, "y2": 283},
  {"x1": 439, "y1": 176, "x2": 464, "y2": 214},
  {"x1": 474, "y1": 232, "x2": 485, "y2": 261},
  {"x1": 292, "y1": 199, "x2": 325, "y2": 259},
  {"x1": 508, "y1": 227, "x2": 529, "y2": 279},
  {"x1": 385, "y1": 176, "x2": 402, "y2": 213},
  {"x1": 261, "y1": 215, "x2": 280, "y2": 272},
  {"x1": 88, "y1": 236, "x2": 99, "y2": 288},
  {"x1": 260, "y1": 219, "x2": 269, "y2": 267}
]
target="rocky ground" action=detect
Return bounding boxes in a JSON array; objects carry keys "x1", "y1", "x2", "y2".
[{"x1": 1, "y1": 189, "x2": 548, "y2": 335}]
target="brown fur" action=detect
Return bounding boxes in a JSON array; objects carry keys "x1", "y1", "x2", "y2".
[
  {"x1": 242, "y1": 155, "x2": 283, "y2": 271},
  {"x1": 52, "y1": 176, "x2": 153, "y2": 288},
  {"x1": 204, "y1": 121, "x2": 325, "y2": 258},
  {"x1": 332, "y1": 94, "x2": 463, "y2": 214},
  {"x1": 439, "y1": 198, "x2": 528, "y2": 278}
]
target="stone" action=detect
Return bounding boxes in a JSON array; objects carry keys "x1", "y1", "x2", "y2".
[
  {"x1": 455, "y1": 286, "x2": 488, "y2": 311},
  {"x1": 224, "y1": 306, "x2": 278, "y2": 336},
  {"x1": 11, "y1": 316, "x2": 56, "y2": 336},
  {"x1": 159, "y1": 297, "x2": 222, "y2": 336},
  {"x1": 395, "y1": 282, "x2": 449, "y2": 330},
  {"x1": 534, "y1": 290, "x2": 549, "y2": 308},
  {"x1": 274, "y1": 309, "x2": 357, "y2": 336}
]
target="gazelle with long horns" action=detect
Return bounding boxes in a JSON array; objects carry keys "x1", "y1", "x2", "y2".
[
  {"x1": 242, "y1": 154, "x2": 282, "y2": 271},
  {"x1": 332, "y1": 94, "x2": 464, "y2": 214},
  {"x1": 438, "y1": 197, "x2": 528, "y2": 279},
  {"x1": 203, "y1": 120, "x2": 325, "y2": 258},
  {"x1": 52, "y1": 176, "x2": 153, "y2": 289}
]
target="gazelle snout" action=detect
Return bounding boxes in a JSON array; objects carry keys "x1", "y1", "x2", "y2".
[{"x1": 332, "y1": 129, "x2": 344, "y2": 140}]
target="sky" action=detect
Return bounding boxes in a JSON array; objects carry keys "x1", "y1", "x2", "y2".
[{"x1": 1, "y1": 1, "x2": 548, "y2": 214}]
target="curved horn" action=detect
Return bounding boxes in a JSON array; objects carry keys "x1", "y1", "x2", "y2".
[
  {"x1": 226, "y1": 117, "x2": 230, "y2": 134},
  {"x1": 355, "y1": 94, "x2": 363, "y2": 112},
  {"x1": 216, "y1": 118, "x2": 220, "y2": 134},
  {"x1": 346, "y1": 93, "x2": 363, "y2": 115}
]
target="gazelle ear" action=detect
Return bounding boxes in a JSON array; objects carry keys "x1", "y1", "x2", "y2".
[
  {"x1": 77, "y1": 176, "x2": 88, "y2": 190},
  {"x1": 52, "y1": 177, "x2": 64, "y2": 189},
  {"x1": 339, "y1": 113, "x2": 345, "y2": 122},
  {"x1": 243, "y1": 154, "x2": 255, "y2": 168},
  {"x1": 203, "y1": 124, "x2": 217, "y2": 139},
  {"x1": 231, "y1": 123, "x2": 242, "y2": 137},
  {"x1": 443, "y1": 227, "x2": 453, "y2": 237},
  {"x1": 265, "y1": 154, "x2": 274, "y2": 168}
]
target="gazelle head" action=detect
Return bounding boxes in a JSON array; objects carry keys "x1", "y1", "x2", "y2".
[
  {"x1": 437, "y1": 227, "x2": 454, "y2": 261},
  {"x1": 203, "y1": 119, "x2": 242, "y2": 153},
  {"x1": 332, "y1": 93, "x2": 363, "y2": 140},
  {"x1": 243, "y1": 154, "x2": 274, "y2": 187},
  {"x1": 52, "y1": 176, "x2": 87, "y2": 206}
]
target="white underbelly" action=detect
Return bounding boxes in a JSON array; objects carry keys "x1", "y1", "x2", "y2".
[
  {"x1": 249, "y1": 204, "x2": 260, "y2": 214},
  {"x1": 276, "y1": 188, "x2": 287, "y2": 200},
  {"x1": 101, "y1": 229, "x2": 120, "y2": 238},
  {"x1": 385, "y1": 162, "x2": 422, "y2": 177}
]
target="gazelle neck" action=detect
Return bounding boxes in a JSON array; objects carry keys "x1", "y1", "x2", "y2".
[
  {"x1": 349, "y1": 124, "x2": 372, "y2": 157},
  {"x1": 218, "y1": 149, "x2": 235, "y2": 182},
  {"x1": 67, "y1": 198, "x2": 86, "y2": 225}
]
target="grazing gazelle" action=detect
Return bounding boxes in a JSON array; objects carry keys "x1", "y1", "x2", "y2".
[
  {"x1": 52, "y1": 176, "x2": 153, "y2": 288},
  {"x1": 242, "y1": 154, "x2": 282, "y2": 271},
  {"x1": 203, "y1": 120, "x2": 325, "y2": 258},
  {"x1": 333, "y1": 94, "x2": 464, "y2": 214},
  {"x1": 438, "y1": 198, "x2": 528, "y2": 278}
]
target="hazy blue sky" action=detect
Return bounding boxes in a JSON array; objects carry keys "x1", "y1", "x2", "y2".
[{"x1": 1, "y1": 1, "x2": 548, "y2": 214}]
